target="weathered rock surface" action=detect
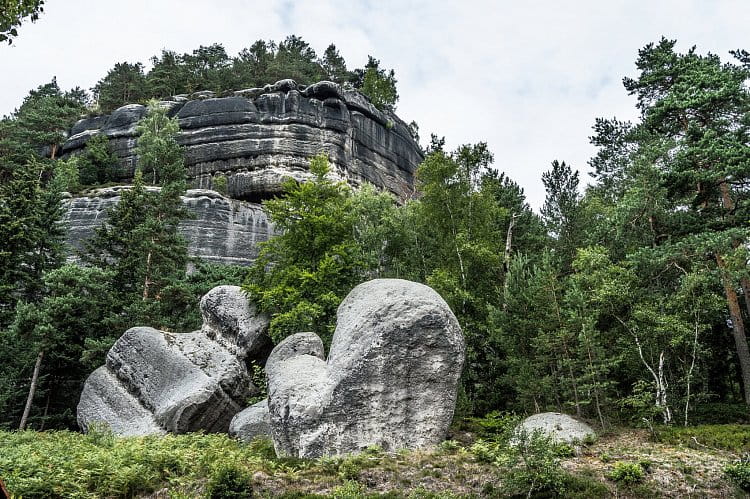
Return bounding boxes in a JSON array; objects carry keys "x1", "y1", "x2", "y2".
[
  {"x1": 516, "y1": 413, "x2": 596, "y2": 445},
  {"x1": 62, "y1": 80, "x2": 423, "y2": 203},
  {"x1": 266, "y1": 279, "x2": 465, "y2": 458},
  {"x1": 63, "y1": 187, "x2": 272, "y2": 266},
  {"x1": 77, "y1": 286, "x2": 271, "y2": 435},
  {"x1": 229, "y1": 399, "x2": 272, "y2": 443}
]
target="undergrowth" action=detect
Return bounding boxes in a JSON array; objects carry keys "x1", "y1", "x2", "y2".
[
  {"x1": 1, "y1": 419, "x2": 746, "y2": 498},
  {"x1": 655, "y1": 424, "x2": 750, "y2": 453}
]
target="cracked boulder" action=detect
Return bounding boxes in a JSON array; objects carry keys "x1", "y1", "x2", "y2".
[
  {"x1": 77, "y1": 285, "x2": 271, "y2": 435},
  {"x1": 266, "y1": 278, "x2": 465, "y2": 458}
]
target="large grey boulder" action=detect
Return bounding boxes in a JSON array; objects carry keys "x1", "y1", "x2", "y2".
[
  {"x1": 266, "y1": 279, "x2": 465, "y2": 458},
  {"x1": 516, "y1": 412, "x2": 596, "y2": 445},
  {"x1": 77, "y1": 286, "x2": 270, "y2": 435},
  {"x1": 229, "y1": 399, "x2": 272, "y2": 443}
]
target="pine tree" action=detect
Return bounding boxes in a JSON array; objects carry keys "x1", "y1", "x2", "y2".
[
  {"x1": 622, "y1": 39, "x2": 750, "y2": 404},
  {"x1": 541, "y1": 160, "x2": 582, "y2": 270},
  {"x1": 93, "y1": 62, "x2": 149, "y2": 113}
]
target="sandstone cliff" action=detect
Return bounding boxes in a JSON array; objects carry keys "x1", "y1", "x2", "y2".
[
  {"x1": 63, "y1": 188, "x2": 271, "y2": 266},
  {"x1": 62, "y1": 80, "x2": 422, "y2": 265},
  {"x1": 62, "y1": 80, "x2": 423, "y2": 202}
]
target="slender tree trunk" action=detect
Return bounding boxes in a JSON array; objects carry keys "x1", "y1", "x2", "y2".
[
  {"x1": 502, "y1": 213, "x2": 517, "y2": 310},
  {"x1": 40, "y1": 392, "x2": 50, "y2": 431},
  {"x1": 142, "y1": 242, "x2": 154, "y2": 301},
  {"x1": 716, "y1": 254, "x2": 750, "y2": 404},
  {"x1": 19, "y1": 350, "x2": 44, "y2": 430},
  {"x1": 444, "y1": 200, "x2": 466, "y2": 313},
  {"x1": 0, "y1": 476, "x2": 10, "y2": 498},
  {"x1": 616, "y1": 316, "x2": 672, "y2": 423},
  {"x1": 550, "y1": 282, "x2": 581, "y2": 416},
  {"x1": 685, "y1": 315, "x2": 699, "y2": 426},
  {"x1": 741, "y1": 278, "x2": 750, "y2": 320}
]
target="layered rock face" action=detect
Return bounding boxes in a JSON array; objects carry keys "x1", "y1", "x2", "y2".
[
  {"x1": 266, "y1": 279, "x2": 465, "y2": 458},
  {"x1": 63, "y1": 188, "x2": 272, "y2": 266},
  {"x1": 77, "y1": 286, "x2": 271, "y2": 435},
  {"x1": 62, "y1": 80, "x2": 423, "y2": 203}
]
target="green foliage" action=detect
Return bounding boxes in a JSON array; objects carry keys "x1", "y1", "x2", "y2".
[
  {"x1": 213, "y1": 174, "x2": 229, "y2": 196},
  {"x1": 502, "y1": 431, "x2": 571, "y2": 497},
  {"x1": 0, "y1": 0, "x2": 44, "y2": 43},
  {"x1": 656, "y1": 424, "x2": 750, "y2": 453},
  {"x1": 206, "y1": 465, "x2": 254, "y2": 498},
  {"x1": 359, "y1": 56, "x2": 399, "y2": 111},
  {"x1": 724, "y1": 457, "x2": 750, "y2": 492},
  {"x1": 92, "y1": 36, "x2": 391, "y2": 109},
  {"x1": 0, "y1": 264, "x2": 116, "y2": 429},
  {"x1": 0, "y1": 431, "x2": 270, "y2": 498},
  {"x1": 607, "y1": 461, "x2": 645, "y2": 485},
  {"x1": 92, "y1": 62, "x2": 149, "y2": 113},
  {"x1": 689, "y1": 403, "x2": 750, "y2": 425},
  {"x1": 77, "y1": 134, "x2": 119, "y2": 186},
  {"x1": 244, "y1": 154, "x2": 397, "y2": 347},
  {"x1": 468, "y1": 411, "x2": 521, "y2": 442}
]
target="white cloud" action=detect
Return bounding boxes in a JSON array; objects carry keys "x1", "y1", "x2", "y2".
[{"x1": 2, "y1": 0, "x2": 748, "y2": 209}]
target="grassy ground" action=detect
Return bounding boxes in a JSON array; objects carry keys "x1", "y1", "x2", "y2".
[{"x1": 0, "y1": 422, "x2": 748, "y2": 498}]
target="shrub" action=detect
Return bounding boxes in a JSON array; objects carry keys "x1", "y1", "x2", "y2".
[
  {"x1": 501, "y1": 430, "x2": 570, "y2": 497},
  {"x1": 469, "y1": 411, "x2": 520, "y2": 442},
  {"x1": 469, "y1": 439, "x2": 502, "y2": 464},
  {"x1": 607, "y1": 461, "x2": 645, "y2": 484},
  {"x1": 337, "y1": 458, "x2": 361, "y2": 481},
  {"x1": 206, "y1": 465, "x2": 254, "y2": 498},
  {"x1": 213, "y1": 174, "x2": 228, "y2": 196},
  {"x1": 438, "y1": 439, "x2": 461, "y2": 455},
  {"x1": 657, "y1": 424, "x2": 750, "y2": 453},
  {"x1": 724, "y1": 457, "x2": 750, "y2": 492}
]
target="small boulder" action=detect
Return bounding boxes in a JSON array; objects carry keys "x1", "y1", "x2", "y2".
[
  {"x1": 229, "y1": 399, "x2": 272, "y2": 442},
  {"x1": 266, "y1": 278, "x2": 465, "y2": 458},
  {"x1": 516, "y1": 412, "x2": 595, "y2": 445}
]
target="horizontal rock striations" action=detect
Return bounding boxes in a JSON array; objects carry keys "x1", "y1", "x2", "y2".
[
  {"x1": 63, "y1": 187, "x2": 272, "y2": 266},
  {"x1": 77, "y1": 286, "x2": 271, "y2": 435},
  {"x1": 62, "y1": 80, "x2": 423, "y2": 203}
]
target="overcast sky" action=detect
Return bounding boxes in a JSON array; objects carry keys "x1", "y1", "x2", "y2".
[{"x1": 2, "y1": 0, "x2": 749, "y2": 209}]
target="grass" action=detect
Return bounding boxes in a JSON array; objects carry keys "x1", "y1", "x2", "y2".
[
  {"x1": 656, "y1": 424, "x2": 750, "y2": 454},
  {"x1": 0, "y1": 421, "x2": 748, "y2": 498}
]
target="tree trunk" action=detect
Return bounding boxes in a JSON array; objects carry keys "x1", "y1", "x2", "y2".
[
  {"x1": 741, "y1": 277, "x2": 750, "y2": 320},
  {"x1": 716, "y1": 253, "x2": 750, "y2": 404},
  {"x1": 502, "y1": 213, "x2": 517, "y2": 310},
  {"x1": 716, "y1": 182, "x2": 750, "y2": 404},
  {"x1": 142, "y1": 244, "x2": 154, "y2": 301},
  {"x1": 19, "y1": 349, "x2": 44, "y2": 430}
]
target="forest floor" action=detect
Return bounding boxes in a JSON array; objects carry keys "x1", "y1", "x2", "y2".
[{"x1": 0, "y1": 422, "x2": 748, "y2": 498}]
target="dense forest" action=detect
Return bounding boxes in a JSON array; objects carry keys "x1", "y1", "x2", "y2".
[{"x1": 1, "y1": 35, "x2": 749, "y2": 442}]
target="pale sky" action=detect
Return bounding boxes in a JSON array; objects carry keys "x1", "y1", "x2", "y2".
[{"x1": 2, "y1": 0, "x2": 749, "y2": 209}]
